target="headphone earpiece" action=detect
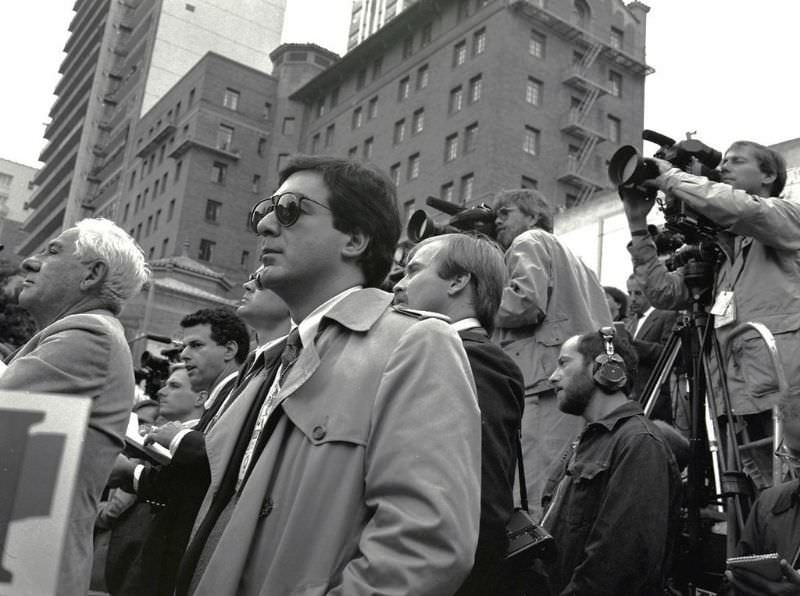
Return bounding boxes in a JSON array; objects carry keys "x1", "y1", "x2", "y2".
[{"x1": 592, "y1": 326, "x2": 628, "y2": 392}]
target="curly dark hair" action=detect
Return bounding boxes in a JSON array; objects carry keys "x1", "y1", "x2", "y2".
[{"x1": 180, "y1": 308, "x2": 250, "y2": 364}]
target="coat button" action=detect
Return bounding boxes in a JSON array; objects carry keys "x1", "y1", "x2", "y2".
[
  {"x1": 259, "y1": 496, "x2": 274, "y2": 518},
  {"x1": 312, "y1": 425, "x2": 326, "y2": 440}
]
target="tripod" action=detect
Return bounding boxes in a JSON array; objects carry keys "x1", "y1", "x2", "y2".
[{"x1": 638, "y1": 254, "x2": 787, "y2": 594}]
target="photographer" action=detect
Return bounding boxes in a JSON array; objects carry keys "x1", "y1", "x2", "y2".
[{"x1": 622, "y1": 140, "x2": 800, "y2": 487}]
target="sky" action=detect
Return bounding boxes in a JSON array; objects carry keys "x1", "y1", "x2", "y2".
[{"x1": 1, "y1": 1, "x2": 798, "y2": 168}]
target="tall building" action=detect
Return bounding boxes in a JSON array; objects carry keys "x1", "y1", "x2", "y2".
[
  {"x1": 295, "y1": 0, "x2": 651, "y2": 236},
  {"x1": 18, "y1": 0, "x2": 287, "y2": 258},
  {"x1": 347, "y1": 0, "x2": 420, "y2": 51},
  {"x1": 0, "y1": 159, "x2": 37, "y2": 265}
]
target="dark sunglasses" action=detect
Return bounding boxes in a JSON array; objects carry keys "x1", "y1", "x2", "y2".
[{"x1": 247, "y1": 192, "x2": 331, "y2": 231}]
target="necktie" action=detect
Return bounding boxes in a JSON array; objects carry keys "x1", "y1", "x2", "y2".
[{"x1": 236, "y1": 328, "x2": 302, "y2": 491}]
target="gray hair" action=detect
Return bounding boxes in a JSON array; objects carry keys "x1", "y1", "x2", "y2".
[{"x1": 72, "y1": 218, "x2": 150, "y2": 311}]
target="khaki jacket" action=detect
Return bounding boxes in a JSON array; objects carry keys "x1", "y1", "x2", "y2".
[
  {"x1": 629, "y1": 169, "x2": 800, "y2": 415},
  {"x1": 494, "y1": 229, "x2": 612, "y2": 395},
  {"x1": 191, "y1": 289, "x2": 482, "y2": 596}
]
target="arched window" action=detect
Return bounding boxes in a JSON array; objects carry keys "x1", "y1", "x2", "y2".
[{"x1": 572, "y1": 0, "x2": 591, "y2": 28}]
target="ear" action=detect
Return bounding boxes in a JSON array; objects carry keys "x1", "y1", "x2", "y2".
[
  {"x1": 761, "y1": 170, "x2": 777, "y2": 193},
  {"x1": 447, "y1": 272, "x2": 471, "y2": 296},
  {"x1": 222, "y1": 340, "x2": 239, "y2": 363},
  {"x1": 80, "y1": 260, "x2": 109, "y2": 292},
  {"x1": 341, "y1": 229, "x2": 370, "y2": 259}
]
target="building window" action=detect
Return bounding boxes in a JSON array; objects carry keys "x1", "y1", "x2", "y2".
[
  {"x1": 175, "y1": 160, "x2": 183, "y2": 182},
  {"x1": 412, "y1": 108, "x2": 425, "y2": 134},
  {"x1": 123, "y1": 203, "x2": 130, "y2": 222},
  {"x1": 143, "y1": 188, "x2": 149, "y2": 207},
  {"x1": 205, "y1": 199, "x2": 221, "y2": 223},
  {"x1": 408, "y1": 153, "x2": 420, "y2": 180},
  {"x1": 609, "y1": 70, "x2": 622, "y2": 97},
  {"x1": 459, "y1": 173, "x2": 474, "y2": 204},
  {"x1": 457, "y1": 0, "x2": 470, "y2": 22},
  {"x1": 529, "y1": 30, "x2": 545, "y2": 58},
  {"x1": 211, "y1": 161, "x2": 227, "y2": 183},
  {"x1": 325, "y1": 124, "x2": 335, "y2": 147},
  {"x1": 311, "y1": 133, "x2": 320, "y2": 154},
  {"x1": 441, "y1": 181, "x2": 454, "y2": 203},
  {"x1": 352, "y1": 107, "x2": 363, "y2": 129},
  {"x1": 523, "y1": 126, "x2": 540, "y2": 155},
  {"x1": 330, "y1": 86, "x2": 340, "y2": 107},
  {"x1": 136, "y1": 223, "x2": 142, "y2": 241},
  {"x1": 149, "y1": 246, "x2": 155, "y2": 260},
  {"x1": 610, "y1": 27, "x2": 623, "y2": 50},
  {"x1": 168, "y1": 199, "x2": 176, "y2": 221},
  {"x1": 393, "y1": 119, "x2": 406, "y2": 145},
  {"x1": 402, "y1": 36, "x2": 414, "y2": 59},
  {"x1": 464, "y1": 122, "x2": 478, "y2": 153},
  {"x1": 146, "y1": 215, "x2": 153, "y2": 237},
  {"x1": 278, "y1": 153, "x2": 290, "y2": 171},
  {"x1": 216, "y1": 124, "x2": 234, "y2": 151},
  {"x1": 526, "y1": 77, "x2": 542, "y2": 106},
  {"x1": 160, "y1": 238, "x2": 169, "y2": 258},
  {"x1": 608, "y1": 115, "x2": 621, "y2": 143},
  {"x1": 129, "y1": 170, "x2": 136, "y2": 189},
  {"x1": 398, "y1": 76, "x2": 410, "y2": 101},
  {"x1": 356, "y1": 68, "x2": 367, "y2": 90},
  {"x1": 472, "y1": 28, "x2": 486, "y2": 56},
  {"x1": 468, "y1": 75, "x2": 482, "y2": 103},
  {"x1": 453, "y1": 41, "x2": 467, "y2": 67},
  {"x1": 154, "y1": 209, "x2": 161, "y2": 230},
  {"x1": 368, "y1": 96, "x2": 378, "y2": 119},
  {"x1": 282, "y1": 117, "x2": 296, "y2": 135},
  {"x1": 346, "y1": 146, "x2": 356, "y2": 159},
  {"x1": 252, "y1": 174, "x2": 261, "y2": 193},
  {"x1": 566, "y1": 193, "x2": 579, "y2": 208},
  {"x1": 223, "y1": 88, "x2": 240, "y2": 111},
  {"x1": 445, "y1": 133, "x2": 459, "y2": 162},
  {"x1": 241, "y1": 250, "x2": 250, "y2": 267},
  {"x1": 198, "y1": 239, "x2": 215, "y2": 262},
  {"x1": 154, "y1": 179, "x2": 160, "y2": 197},
  {"x1": 315, "y1": 98, "x2": 327, "y2": 118},
  {"x1": 161, "y1": 172, "x2": 168, "y2": 193},
  {"x1": 521, "y1": 176, "x2": 538, "y2": 189},
  {"x1": 188, "y1": 88, "x2": 195, "y2": 105},
  {"x1": 416, "y1": 64, "x2": 429, "y2": 90},
  {"x1": 263, "y1": 102, "x2": 272, "y2": 120},
  {"x1": 421, "y1": 23, "x2": 432, "y2": 47},
  {"x1": 403, "y1": 199, "x2": 415, "y2": 223},
  {"x1": 372, "y1": 57, "x2": 383, "y2": 80},
  {"x1": 449, "y1": 86, "x2": 464, "y2": 114},
  {"x1": 390, "y1": 162, "x2": 401, "y2": 186},
  {"x1": 257, "y1": 137, "x2": 267, "y2": 156},
  {"x1": 363, "y1": 137, "x2": 374, "y2": 159}
]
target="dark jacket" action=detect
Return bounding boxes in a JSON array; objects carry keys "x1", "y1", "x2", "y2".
[
  {"x1": 738, "y1": 478, "x2": 800, "y2": 561},
  {"x1": 545, "y1": 401, "x2": 681, "y2": 595},
  {"x1": 455, "y1": 327, "x2": 525, "y2": 596}
]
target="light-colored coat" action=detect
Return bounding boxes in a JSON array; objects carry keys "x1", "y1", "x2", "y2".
[
  {"x1": 630, "y1": 169, "x2": 800, "y2": 415},
  {"x1": 191, "y1": 289, "x2": 482, "y2": 596},
  {"x1": 0, "y1": 311, "x2": 134, "y2": 596},
  {"x1": 493, "y1": 229, "x2": 613, "y2": 395}
]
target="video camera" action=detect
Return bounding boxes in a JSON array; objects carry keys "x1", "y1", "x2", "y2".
[
  {"x1": 406, "y1": 197, "x2": 496, "y2": 243},
  {"x1": 608, "y1": 130, "x2": 724, "y2": 244}
]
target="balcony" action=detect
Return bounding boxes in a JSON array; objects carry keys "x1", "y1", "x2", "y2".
[
  {"x1": 136, "y1": 121, "x2": 177, "y2": 158},
  {"x1": 168, "y1": 137, "x2": 241, "y2": 161},
  {"x1": 562, "y1": 64, "x2": 613, "y2": 95},
  {"x1": 560, "y1": 108, "x2": 606, "y2": 141},
  {"x1": 557, "y1": 154, "x2": 605, "y2": 190}
]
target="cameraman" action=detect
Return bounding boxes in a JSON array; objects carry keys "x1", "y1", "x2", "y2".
[{"x1": 622, "y1": 140, "x2": 800, "y2": 487}]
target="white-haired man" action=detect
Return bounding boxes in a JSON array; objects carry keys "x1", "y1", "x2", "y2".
[{"x1": 0, "y1": 218, "x2": 149, "y2": 595}]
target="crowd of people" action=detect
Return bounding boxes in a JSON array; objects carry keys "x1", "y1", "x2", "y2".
[{"x1": 3, "y1": 141, "x2": 800, "y2": 595}]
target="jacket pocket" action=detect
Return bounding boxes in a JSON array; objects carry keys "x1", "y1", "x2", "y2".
[{"x1": 563, "y1": 460, "x2": 609, "y2": 528}]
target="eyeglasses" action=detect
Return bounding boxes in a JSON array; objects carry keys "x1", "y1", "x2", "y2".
[
  {"x1": 247, "y1": 192, "x2": 331, "y2": 231},
  {"x1": 775, "y1": 440, "x2": 800, "y2": 466}
]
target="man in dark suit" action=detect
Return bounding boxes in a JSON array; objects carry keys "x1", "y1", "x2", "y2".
[
  {"x1": 626, "y1": 275, "x2": 677, "y2": 420},
  {"x1": 107, "y1": 308, "x2": 250, "y2": 595},
  {"x1": 394, "y1": 233, "x2": 525, "y2": 596}
]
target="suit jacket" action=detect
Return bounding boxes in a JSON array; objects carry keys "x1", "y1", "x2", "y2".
[
  {"x1": 630, "y1": 309, "x2": 678, "y2": 401},
  {"x1": 494, "y1": 229, "x2": 612, "y2": 395},
  {"x1": 183, "y1": 288, "x2": 482, "y2": 596},
  {"x1": 0, "y1": 310, "x2": 134, "y2": 596},
  {"x1": 455, "y1": 327, "x2": 525, "y2": 596}
]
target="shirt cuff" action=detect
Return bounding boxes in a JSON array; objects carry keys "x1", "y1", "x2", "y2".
[
  {"x1": 169, "y1": 428, "x2": 193, "y2": 456},
  {"x1": 133, "y1": 464, "x2": 144, "y2": 493}
]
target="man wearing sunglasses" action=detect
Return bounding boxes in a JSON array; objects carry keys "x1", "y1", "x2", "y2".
[{"x1": 177, "y1": 155, "x2": 482, "y2": 596}]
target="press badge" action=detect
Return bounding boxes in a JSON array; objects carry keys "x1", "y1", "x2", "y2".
[{"x1": 711, "y1": 290, "x2": 736, "y2": 328}]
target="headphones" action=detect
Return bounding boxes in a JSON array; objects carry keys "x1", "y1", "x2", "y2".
[{"x1": 592, "y1": 326, "x2": 628, "y2": 392}]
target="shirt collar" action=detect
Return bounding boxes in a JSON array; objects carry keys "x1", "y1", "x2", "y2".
[
  {"x1": 587, "y1": 400, "x2": 643, "y2": 433},
  {"x1": 451, "y1": 317, "x2": 482, "y2": 333},
  {"x1": 297, "y1": 285, "x2": 363, "y2": 349}
]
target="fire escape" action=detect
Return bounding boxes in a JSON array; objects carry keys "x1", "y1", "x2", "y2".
[{"x1": 557, "y1": 40, "x2": 609, "y2": 206}]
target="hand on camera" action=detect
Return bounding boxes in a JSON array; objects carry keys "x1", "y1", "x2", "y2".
[
  {"x1": 726, "y1": 560, "x2": 800, "y2": 596},
  {"x1": 619, "y1": 185, "x2": 656, "y2": 228}
]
